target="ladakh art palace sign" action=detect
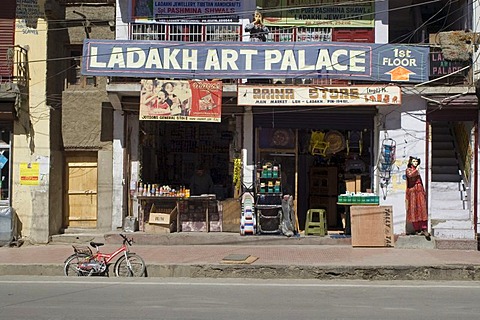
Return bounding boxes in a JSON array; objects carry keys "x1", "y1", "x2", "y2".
[{"x1": 82, "y1": 40, "x2": 429, "y2": 83}]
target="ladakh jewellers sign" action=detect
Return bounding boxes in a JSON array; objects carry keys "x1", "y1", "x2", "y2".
[{"x1": 82, "y1": 40, "x2": 429, "y2": 83}]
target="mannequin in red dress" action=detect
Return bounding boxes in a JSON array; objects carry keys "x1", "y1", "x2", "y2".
[{"x1": 405, "y1": 156, "x2": 430, "y2": 240}]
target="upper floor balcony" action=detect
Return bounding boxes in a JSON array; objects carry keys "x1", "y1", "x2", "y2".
[{"x1": 0, "y1": 45, "x2": 29, "y2": 87}]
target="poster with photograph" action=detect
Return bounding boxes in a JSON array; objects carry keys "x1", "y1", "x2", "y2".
[{"x1": 139, "y1": 80, "x2": 222, "y2": 122}]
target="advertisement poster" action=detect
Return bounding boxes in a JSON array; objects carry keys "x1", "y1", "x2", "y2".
[
  {"x1": 20, "y1": 162, "x2": 39, "y2": 186},
  {"x1": 238, "y1": 85, "x2": 402, "y2": 106},
  {"x1": 139, "y1": 80, "x2": 222, "y2": 122},
  {"x1": 131, "y1": 0, "x2": 253, "y2": 21},
  {"x1": 258, "y1": 0, "x2": 374, "y2": 28}
]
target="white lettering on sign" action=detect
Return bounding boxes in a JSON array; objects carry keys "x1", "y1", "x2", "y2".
[
  {"x1": 383, "y1": 48, "x2": 417, "y2": 67},
  {"x1": 90, "y1": 47, "x2": 106, "y2": 68},
  {"x1": 222, "y1": 49, "x2": 239, "y2": 70},
  {"x1": 239, "y1": 49, "x2": 257, "y2": 70},
  {"x1": 205, "y1": 49, "x2": 220, "y2": 70},
  {"x1": 127, "y1": 48, "x2": 145, "y2": 68},
  {"x1": 145, "y1": 48, "x2": 163, "y2": 68},
  {"x1": 107, "y1": 47, "x2": 126, "y2": 68},
  {"x1": 87, "y1": 46, "x2": 367, "y2": 73}
]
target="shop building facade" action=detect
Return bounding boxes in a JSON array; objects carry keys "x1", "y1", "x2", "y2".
[
  {"x1": 94, "y1": 0, "x2": 479, "y2": 248},
  {"x1": 2, "y1": 0, "x2": 479, "y2": 247}
]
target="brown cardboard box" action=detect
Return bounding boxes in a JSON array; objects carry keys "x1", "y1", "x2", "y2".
[
  {"x1": 148, "y1": 204, "x2": 177, "y2": 225},
  {"x1": 221, "y1": 198, "x2": 241, "y2": 232},
  {"x1": 144, "y1": 223, "x2": 175, "y2": 234},
  {"x1": 350, "y1": 205, "x2": 394, "y2": 247},
  {"x1": 345, "y1": 175, "x2": 362, "y2": 193}
]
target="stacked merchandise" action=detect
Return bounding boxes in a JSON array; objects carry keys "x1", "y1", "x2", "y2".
[
  {"x1": 255, "y1": 162, "x2": 282, "y2": 234},
  {"x1": 240, "y1": 193, "x2": 256, "y2": 235},
  {"x1": 180, "y1": 200, "x2": 222, "y2": 232}
]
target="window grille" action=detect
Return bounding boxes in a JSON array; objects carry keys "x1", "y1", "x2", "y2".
[
  {"x1": 131, "y1": 24, "x2": 167, "y2": 41},
  {"x1": 296, "y1": 27, "x2": 332, "y2": 42},
  {"x1": 266, "y1": 26, "x2": 294, "y2": 42},
  {"x1": 206, "y1": 25, "x2": 241, "y2": 41},
  {"x1": 131, "y1": 23, "x2": 242, "y2": 42}
]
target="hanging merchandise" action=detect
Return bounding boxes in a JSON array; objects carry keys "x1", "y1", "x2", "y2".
[
  {"x1": 346, "y1": 130, "x2": 363, "y2": 155},
  {"x1": 378, "y1": 137, "x2": 396, "y2": 200},
  {"x1": 309, "y1": 131, "x2": 329, "y2": 156},
  {"x1": 324, "y1": 130, "x2": 346, "y2": 155}
]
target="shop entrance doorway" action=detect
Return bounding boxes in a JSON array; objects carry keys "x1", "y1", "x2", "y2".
[{"x1": 255, "y1": 127, "x2": 373, "y2": 233}]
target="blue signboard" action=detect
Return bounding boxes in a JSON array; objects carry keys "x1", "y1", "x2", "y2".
[{"x1": 82, "y1": 39, "x2": 429, "y2": 83}]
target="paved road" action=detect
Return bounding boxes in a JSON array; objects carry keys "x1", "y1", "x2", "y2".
[{"x1": 1, "y1": 277, "x2": 480, "y2": 319}]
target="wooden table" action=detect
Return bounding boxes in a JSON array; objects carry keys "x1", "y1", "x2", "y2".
[{"x1": 137, "y1": 195, "x2": 216, "y2": 232}]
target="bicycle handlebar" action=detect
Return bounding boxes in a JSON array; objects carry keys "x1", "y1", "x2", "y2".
[{"x1": 120, "y1": 233, "x2": 133, "y2": 246}]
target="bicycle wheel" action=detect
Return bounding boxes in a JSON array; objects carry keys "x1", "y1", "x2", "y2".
[
  {"x1": 114, "y1": 253, "x2": 146, "y2": 277},
  {"x1": 64, "y1": 253, "x2": 90, "y2": 276}
]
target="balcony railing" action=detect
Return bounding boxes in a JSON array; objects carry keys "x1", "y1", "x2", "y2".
[
  {"x1": 0, "y1": 45, "x2": 29, "y2": 87},
  {"x1": 131, "y1": 23, "x2": 243, "y2": 42}
]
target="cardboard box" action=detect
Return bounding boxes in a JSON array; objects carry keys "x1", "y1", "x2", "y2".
[
  {"x1": 221, "y1": 198, "x2": 241, "y2": 233},
  {"x1": 350, "y1": 205, "x2": 394, "y2": 247},
  {"x1": 144, "y1": 222, "x2": 175, "y2": 234},
  {"x1": 148, "y1": 204, "x2": 177, "y2": 225},
  {"x1": 345, "y1": 175, "x2": 362, "y2": 193}
]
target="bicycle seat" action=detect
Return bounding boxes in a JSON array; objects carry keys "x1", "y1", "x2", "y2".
[{"x1": 90, "y1": 241, "x2": 104, "y2": 247}]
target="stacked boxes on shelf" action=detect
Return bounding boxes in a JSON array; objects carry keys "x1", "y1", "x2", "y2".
[
  {"x1": 338, "y1": 193, "x2": 380, "y2": 204},
  {"x1": 240, "y1": 194, "x2": 256, "y2": 235},
  {"x1": 180, "y1": 200, "x2": 222, "y2": 232},
  {"x1": 255, "y1": 162, "x2": 282, "y2": 234}
]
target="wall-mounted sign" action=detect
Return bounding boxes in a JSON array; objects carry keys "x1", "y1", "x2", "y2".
[
  {"x1": 82, "y1": 39, "x2": 429, "y2": 83},
  {"x1": 139, "y1": 79, "x2": 222, "y2": 122},
  {"x1": 430, "y1": 50, "x2": 469, "y2": 78},
  {"x1": 259, "y1": 0, "x2": 375, "y2": 28},
  {"x1": 238, "y1": 85, "x2": 402, "y2": 106},
  {"x1": 20, "y1": 162, "x2": 39, "y2": 186},
  {"x1": 132, "y1": 0, "x2": 253, "y2": 21}
]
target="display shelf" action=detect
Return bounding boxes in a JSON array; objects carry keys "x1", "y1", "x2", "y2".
[{"x1": 254, "y1": 161, "x2": 283, "y2": 234}]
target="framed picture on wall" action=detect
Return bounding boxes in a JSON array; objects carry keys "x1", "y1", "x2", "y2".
[{"x1": 258, "y1": 128, "x2": 295, "y2": 149}]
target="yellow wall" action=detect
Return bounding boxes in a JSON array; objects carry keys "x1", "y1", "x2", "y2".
[{"x1": 13, "y1": 18, "x2": 51, "y2": 243}]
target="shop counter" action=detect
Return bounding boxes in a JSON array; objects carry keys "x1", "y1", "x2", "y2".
[{"x1": 137, "y1": 195, "x2": 217, "y2": 232}]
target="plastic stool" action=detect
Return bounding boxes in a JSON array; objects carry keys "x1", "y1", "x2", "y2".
[{"x1": 305, "y1": 209, "x2": 327, "y2": 236}]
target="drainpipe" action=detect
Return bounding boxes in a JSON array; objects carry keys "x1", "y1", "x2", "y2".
[
  {"x1": 473, "y1": 124, "x2": 480, "y2": 241},
  {"x1": 474, "y1": 122, "x2": 478, "y2": 238}
]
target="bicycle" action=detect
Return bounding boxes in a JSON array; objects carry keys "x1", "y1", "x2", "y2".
[{"x1": 63, "y1": 233, "x2": 146, "y2": 277}]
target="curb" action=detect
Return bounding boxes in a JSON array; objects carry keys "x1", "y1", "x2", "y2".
[{"x1": 1, "y1": 264, "x2": 480, "y2": 281}]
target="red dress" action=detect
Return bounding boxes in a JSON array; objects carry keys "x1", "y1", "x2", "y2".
[{"x1": 405, "y1": 166, "x2": 427, "y2": 223}]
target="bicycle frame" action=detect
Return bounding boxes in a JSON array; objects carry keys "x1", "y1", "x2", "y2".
[
  {"x1": 93, "y1": 243, "x2": 129, "y2": 265},
  {"x1": 65, "y1": 233, "x2": 145, "y2": 277}
]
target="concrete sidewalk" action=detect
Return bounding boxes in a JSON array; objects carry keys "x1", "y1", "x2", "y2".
[{"x1": 1, "y1": 232, "x2": 480, "y2": 280}]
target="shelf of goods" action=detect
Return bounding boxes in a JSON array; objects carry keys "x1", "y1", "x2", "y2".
[{"x1": 255, "y1": 162, "x2": 283, "y2": 234}]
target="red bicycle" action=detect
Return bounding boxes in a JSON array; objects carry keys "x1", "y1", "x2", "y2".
[{"x1": 63, "y1": 233, "x2": 146, "y2": 277}]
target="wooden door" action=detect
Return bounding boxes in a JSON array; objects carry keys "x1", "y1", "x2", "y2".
[{"x1": 65, "y1": 155, "x2": 98, "y2": 228}]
